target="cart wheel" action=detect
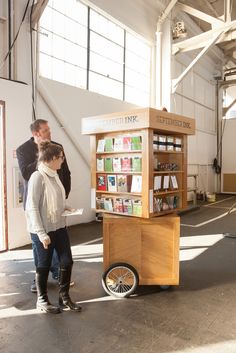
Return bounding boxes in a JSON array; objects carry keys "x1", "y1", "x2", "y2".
[
  {"x1": 102, "y1": 263, "x2": 139, "y2": 298},
  {"x1": 160, "y1": 285, "x2": 170, "y2": 290}
]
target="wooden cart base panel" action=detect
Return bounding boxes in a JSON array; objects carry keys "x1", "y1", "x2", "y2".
[{"x1": 103, "y1": 214, "x2": 180, "y2": 286}]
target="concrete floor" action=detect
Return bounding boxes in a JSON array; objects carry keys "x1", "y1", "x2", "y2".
[{"x1": 1, "y1": 195, "x2": 236, "y2": 353}]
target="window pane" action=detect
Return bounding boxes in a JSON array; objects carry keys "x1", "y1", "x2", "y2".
[
  {"x1": 64, "y1": 41, "x2": 87, "y2": 68},
  {"x1": 40, "y1": 6, "x2": 53, "y2": 30},
  {"x1": 90, "y1": 52, "x2": 123, "y2": 81},
  {"x1": 51, "y1": 0, "x2": 66, "y2": 14},
  {"x1": 90, "y1": 32, "x2": 123, "y2": 64},
  {"x1": 89, "y1": 72, "x2": 123, "y2": 100},
  {"x1": 125, "y1": 68, "x2": 150, "y2": 93},
  {"x1": 64, "y1": 63, "x2": 76, "y2": 86},
  {"x1": 75, "y1": 24, "x2": 87, "y2": 48},
  {"x1": 39, "y1": 29, "x2": 52, "y2": 56},
  {"x1": 52, "y1": 35, "x2": 65, "y2": 60},
  {"x1": 90, "y1": 9, "x2": 124, "y2": 45},
  {"x1": 52, "y1": 10, "x2": 65, "y2": 37},
  {"x1": 126, "y1": 32, "x2": 151, "y2": 60},
  {"x1": 75, "y1": 67, "x2": 87, "y2": 89},
  {"x1": 64, "y1": 18, "x2": 87, "y2": 48},
  {"x1": 126, "y1": 50, "x2": 150, "y2": 75},
  {"x1": 52, "y1": 57, "x2": 65, "y2": 83},
  {"x1": 66, "y1": 0, "x2": 88, "y2": 25},
  {"x1": 39, "y1": 53, "x2": 52, "y2": 79},
  {"x1": 125, "y1": 85, "x2": 149, "y2": 107}
]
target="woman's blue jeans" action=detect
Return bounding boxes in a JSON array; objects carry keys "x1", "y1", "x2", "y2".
[{"x1": 31, "y1": 227, "x2": 73, "y2": 271}]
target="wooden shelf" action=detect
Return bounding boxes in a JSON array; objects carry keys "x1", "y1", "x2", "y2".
[
  {"x1": 154, "y1": 189, "x2": 184, "y2": 196},
  {"x1": 96, "y1": 190, "x2": 142, "y2": 196},
  {"x1": 96, "y1": 150, "x2": 142, "y2": 155},
  {"x1": 96, "y1": 171, "x2": 142, "y2": 174},
  {"x1": 95, "y1": 209, "x2": 142, "y2": 217},
  {"x1": 153, "y1": 170, "x2": 183, "y2": 174},
  {"x1": 154, "y1": 151, "x2": 184, "y2": 154}
]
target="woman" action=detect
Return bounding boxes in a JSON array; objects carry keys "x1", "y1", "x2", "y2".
[{"x1": 26, "y1": 141, "x2": 81, "y2": 314}]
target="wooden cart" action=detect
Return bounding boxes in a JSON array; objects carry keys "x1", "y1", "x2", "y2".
[
  {"x1": 102, "y1": 213, "x2": 180, "y2": 297},
  {"x1": 82, "y1": 107, "x2": 195, "y2": 297}
]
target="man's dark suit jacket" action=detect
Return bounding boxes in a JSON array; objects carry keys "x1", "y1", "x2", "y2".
[{"x1": 16, "y1": 137, "x2": 71, "y2": 208}]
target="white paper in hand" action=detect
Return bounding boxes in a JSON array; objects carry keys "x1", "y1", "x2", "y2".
[{"x1": 62, "y1": 209, "x2": 84, "y2": 216}]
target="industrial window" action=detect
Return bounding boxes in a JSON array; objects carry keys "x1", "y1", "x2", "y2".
[{"x1": 39, "y1": 0, "x2": 151, "y2": 106}]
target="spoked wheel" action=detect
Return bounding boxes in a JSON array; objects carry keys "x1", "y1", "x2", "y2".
[{"x1": 102, "y1": 263, "x2": 139, "y2": 298}]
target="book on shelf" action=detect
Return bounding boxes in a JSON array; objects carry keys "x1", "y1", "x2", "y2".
[
  {"x1": 132, "y1": 156, "x2": 142, "y2": 172},
  {"x1": 96, "y1": 158, "x2": 104, "y2": 172},
  {"x1": 154, "y1": 197, "x2": 162, "y2": 212},
  {"x1": 163, "y1": 175, "x2": 170, "y2": 190},
  {"x1": 162, "y1": 198, "x2": 169, "y2": 211},
  {"x1": 121, "y1": 157, "x2": 132, "y2": 172},
  {"x1": 97, "y1": 174, "x2": 107, "y2": 191},
  {"x1": 105, "y1": 138, "x2": 113, "y2": 152},
  {"x1": 132, "y1": 199, "x2": 142, "y2": 216},
  {"x1": 153, "y1": 157, "x2": 158, "y2": 170},
  {"x1": 131, "y1": 136, "x2": 142, "y2": 150},
  {"x1": 96, "y1": 197, "x2": 105, "y2": 210},
  {"x1": 131, "y1": 175, "x2": 142, "y2": 193},
  {"x1": 166, "y1": 196, "x2": 175, "y2": 209},
  {"x1": 104, "y1": 198, "x2": 113, "y2": 211},
  {"x1": 154, "y1": 175, "x2": 162, "y2": 191},
  {"x1": 153, "y1": 134, "x2": 158, "y2": 151},
  {"x1": 104, "y1": 157, "x2": 113, "y2": 172},
  {"x1": 123, "y1": 199, "x2": 133, "y2": 214},
  {"x1": 97, "y1": 139, "x2": 105, "y2": 153},
  {"x1": 113, "y1": 198, "x2": 123, "y2": 213},
  {"x1": 158, "y1": 135, "x2": 166, "y2": 151},
  {"x1": 113, "y1": 157, "x2": 122, "y2": 172},
  {"x1": 166, "y1": 136, "x2": 174, "y2": 151},
  {"x1": 107, "y1": 175, "x2": 117, "y2": 192},
  {"x1": 117, "y1": 175, "x2": 132, "y2": 192},
  {"x1": 113, "y1": 137, "x2": 124, "y2": 152},
  {"x1": 170, "y1": 175, "x2": 178, "y2": 189},
  {"x1": 174, "y1": 137, "x2": 182, "y2": 151},
  {"x1": 123, "y1": 136, "x2": 131, "y2": 151}
]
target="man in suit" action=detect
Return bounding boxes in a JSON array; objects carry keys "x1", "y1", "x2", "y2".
[{"x1": 16, "y1": 119, "x2": 71, "y2": 292}]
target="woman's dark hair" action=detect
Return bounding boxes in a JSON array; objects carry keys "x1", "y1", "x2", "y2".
[{"x1": 38, "y1": 141, "x2": 63, "y2": 162}]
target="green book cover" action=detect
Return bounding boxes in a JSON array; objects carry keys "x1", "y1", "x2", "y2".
[
  {"x1": 132, "y1": 157, "x2": 142, "y2": 172},
  {"x1": 104, "y1": 157, "x2": 113, "y2": 172},
  {"x1": 105, "y1": 138, "x2": 113, "y2": 152},
  {"x1": 131, "y1": 136, "x2": 142, "y2": 150}
]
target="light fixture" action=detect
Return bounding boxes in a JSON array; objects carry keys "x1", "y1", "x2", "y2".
[{"x1": 172, "y1": 21, "x2": 187, "y2": 39}]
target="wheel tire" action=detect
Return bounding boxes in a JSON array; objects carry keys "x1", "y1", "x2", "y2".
[{"x1": 102, "y1": 263, "x2": 139, "y2": 298}]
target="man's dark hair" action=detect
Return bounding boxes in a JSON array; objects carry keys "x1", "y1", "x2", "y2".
[{"x1": 30, "y1": 119, "x2": 48, "y2": 133}]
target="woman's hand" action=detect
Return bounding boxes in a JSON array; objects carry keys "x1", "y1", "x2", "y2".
[
  {"x1": 42, "y1": 237, "x2": 51, "y2": 249},
  {"x1": 38, "y1": 234, "x2": 51, "y2": 249}
]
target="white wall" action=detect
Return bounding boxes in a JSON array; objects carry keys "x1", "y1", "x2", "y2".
[{"x1": 0, "y1": 78, "x2": 32, "y2": 249}]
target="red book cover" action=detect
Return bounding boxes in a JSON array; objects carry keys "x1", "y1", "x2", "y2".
[
  {"x1": 123, "y1": 137, "x2": 131, "y2": 151},
  {"x1": 97, "y1": 174, "x2": 107, "y2": 191},
  {"x1": 121, "y1": 157, "x2": 132, "y2": 172}
]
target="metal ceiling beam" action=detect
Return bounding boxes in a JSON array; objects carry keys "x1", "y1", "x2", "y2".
[
  {"x1": 177, "y1": 3, "x2": 223, "y2": 27},
  {"x1": 172, "y1": 20, "x2": 236, "y2": 54},
  {"x1": 172, "y1": 30, "x2": 224, "y2": 93}
]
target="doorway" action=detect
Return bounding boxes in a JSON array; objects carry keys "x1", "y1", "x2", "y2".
[{"x1": 0, "y1": 100, "x2": 8, "y2": 251}]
